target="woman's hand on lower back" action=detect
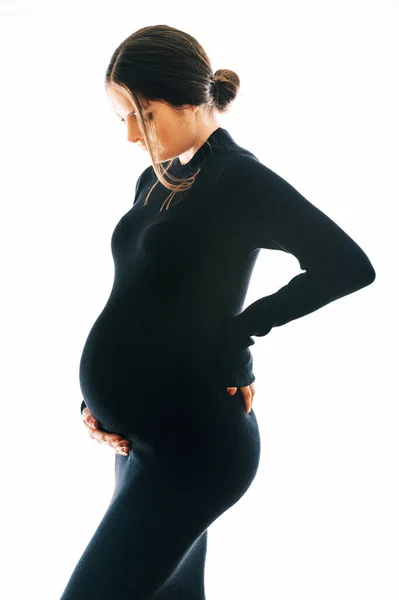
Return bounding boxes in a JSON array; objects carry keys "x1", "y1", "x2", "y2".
[
  {"x1": 226, "y1": 384, "x2": 255, "y2": 414},
  {"x1": 81, "y1": 407, "x2": 131, "y2": 456}
]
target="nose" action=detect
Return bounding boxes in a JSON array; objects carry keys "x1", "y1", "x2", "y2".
[
  {"x1": 125, "y1": 122, "x2": 144, "y2": 145},
  {"x1": 128, "y1": 133, "x2": 142, "y2": 144}
]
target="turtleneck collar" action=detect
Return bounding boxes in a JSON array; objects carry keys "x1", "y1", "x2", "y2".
[{"x1": 166, "y1": 127, "x2": 235, "y2": 176}]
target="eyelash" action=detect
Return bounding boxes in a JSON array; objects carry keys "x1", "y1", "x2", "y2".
[{"x1": 120, "y1": 112, "x2": 153, "y2": 123}]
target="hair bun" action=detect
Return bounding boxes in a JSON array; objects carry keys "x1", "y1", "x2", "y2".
[{"x1": 212, "y1": 69, "x2": 240, "y2": 112}]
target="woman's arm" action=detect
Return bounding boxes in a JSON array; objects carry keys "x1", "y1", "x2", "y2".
[{"x1": 216, "y1": 152, "x2": 375, "y2": 345}]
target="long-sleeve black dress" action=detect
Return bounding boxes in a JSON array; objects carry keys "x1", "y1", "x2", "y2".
[{"x1": 60, "y1": 127, "x2": 375, "y2": 599}]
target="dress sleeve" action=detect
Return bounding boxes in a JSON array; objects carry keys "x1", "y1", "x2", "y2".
[
  {"x1": 214, "y1": 153, "x2": 376, "y2": 387},
  {"x1": 80, "y1": 400, "x2": 87, "y2": 414}
]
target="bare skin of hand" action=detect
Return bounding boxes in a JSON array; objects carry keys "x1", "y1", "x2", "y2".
[
  {"x1": 81, "y1": 407, "x2": 131, "y2": 456},
  {"x1": 226, "y1": 384, "x2": 255, "y2": 414}
]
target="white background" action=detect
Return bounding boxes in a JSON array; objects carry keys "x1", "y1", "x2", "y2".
[{"x1": 1, "y1": 1, "x2": 397, "y2": 598}]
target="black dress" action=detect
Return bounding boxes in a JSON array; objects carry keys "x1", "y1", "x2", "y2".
[{"x1": 60, "y1": 127, "x2": 375, "y2": 599}]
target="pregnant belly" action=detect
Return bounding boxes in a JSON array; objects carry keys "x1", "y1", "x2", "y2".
[
  {"x1": 80, "y1": 307, "x2": 159, "y2": 397},
  {"x1": 78, "y1": 306, "x2": 215, "y2": 434},
  {"x1": 77, "y1": 306, "x2": 258, "y2": 468}
]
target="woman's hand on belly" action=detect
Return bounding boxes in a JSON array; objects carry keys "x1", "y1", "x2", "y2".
[
  {"x1": 81, "y1": 407, "x2": 131, "y2": 456},
  {"x1": 226, "y1": 383, "x2": 256, "y2": 414}
]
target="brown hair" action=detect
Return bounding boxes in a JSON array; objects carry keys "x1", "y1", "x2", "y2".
[{"x1": 105, "y1": 25, "x2": 240, "y2": 210}]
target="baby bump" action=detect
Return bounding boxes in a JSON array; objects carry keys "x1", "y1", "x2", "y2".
[
  {"x1": 78, "y1": 313, "x2": 260, "y2": 477},
  {"x1": 81, "y1": 345, "x2": 259, "y2": 464}
]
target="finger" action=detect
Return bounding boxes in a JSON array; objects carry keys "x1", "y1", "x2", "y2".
[
  {"x1": 98, "y1": 433, "x2": 123, "y2": 444},
  {"x1": 249, "y1": 383, "x2": 255, "y2": 404},
  {"x1": 82, "y1": 416, "x2": 130, "y2": 449},
  {"x1": 82, "y1": 412, "x2": 98, "y2": 429},
  {"x1": 114, "y1": 439, "x2": 131, "y2": 450},
  {"x1": 87, "y1": 426, "x2": 119, "y2": 442},
  {"x1": 97, "y1": 436, "x2": 117, "y2": 446},
  {"x1": 226, "y1": 387, "x2": 237, "y2": 395},
  {"x1": 241, "y1": 386, "x2": 253, "y2": 414},
  {"x1": 100, "y1": 435, "x2": 131, "y2": 453},
  {"x1": 85, "y1": 425, "x2": 123, "y2": 445},
  {"x1": 82, "y1": 419, "x2": 99, "y2": 434},
  {"x1": 109, "y1": 438, "x2": 130, "y2": 455},
  {"x1": 116, "y1": 448, "x2": 129, "y2": 456},
  {"x1": 87, "y1": 428, "x2": 129, "y2": 451}
]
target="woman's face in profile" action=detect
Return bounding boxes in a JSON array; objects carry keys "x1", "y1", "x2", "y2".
[{"x1": 106, "y1": 87, "x2": 200, "y2": 164}]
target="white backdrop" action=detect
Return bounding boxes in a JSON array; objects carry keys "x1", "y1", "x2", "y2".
[{"x1": 1, "y1": 1, "x2": 397, "y2": 599}]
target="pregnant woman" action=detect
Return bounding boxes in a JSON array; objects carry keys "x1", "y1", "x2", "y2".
[{"x1": 59, "y1": 24, "x2": 376, "y2": 600}]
